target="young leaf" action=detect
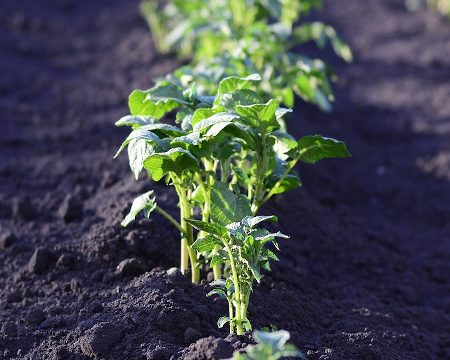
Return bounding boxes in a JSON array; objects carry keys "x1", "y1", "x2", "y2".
[
  {"x1": 295, "y1": 135, "x2": 351, "y2": 164},
  {"x1": 121, "y1": 191, "x2": 156, "y2": 227},
  {"x1": 241, "y1": 215, "x2": 278, "y2": 228},
  {"x1": 143, "y1": 148, "x2": 198, "y2": 181},
  {"x1": 185, "y1": 219, "x2": 227, "y2": 238},
  {"x1": 235, "y1": 99, "x2": 279, "y2": 131},
  {"x1": 207, "y1": 288, "x2": 227, "y2": 299},
  {"x1": 191, "y1": 235, "x2": 221, "y2": 252},
  {"x1": 217, "y1": 316, "x2": 231, "y2": 329}
]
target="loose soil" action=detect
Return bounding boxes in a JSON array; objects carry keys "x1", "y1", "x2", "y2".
[{"x1": 0, "y1": 0, "x2": 449, "y2": 359}]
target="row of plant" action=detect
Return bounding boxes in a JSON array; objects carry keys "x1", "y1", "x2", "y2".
[{"x1": 114, "y1": 0, "x2": 351, "y2": 337}]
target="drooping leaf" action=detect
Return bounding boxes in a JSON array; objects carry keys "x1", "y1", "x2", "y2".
[
  {"x1": 115, "y1": 115, "x2": 157, "y2": 129},
  {"x1": 217, "y1": 316, "x2": 230, "y2": 328},
  {"x1": 207, "y1": 288, "x2": 227, "y2": 299},
  {"x1": 114, "y1": 129, "x2": 161, "y2": 158},
  {"x1": 241, "y1": 215, "x2": 278, "y2": 228},
  {"x1": 121, "y1": 191, "x2": 157, "y2": 227},
  {"x1": 139, "y1": 123, "x2": 184, "y2": 137},
  {"x1": 143, "y1": 148, "x2": 198, "y2": 181},
  {"x1": 127, "y1": 139, "x2": 155, "y2": 179},
  {"x1": 295, "y1": 135, "x2": 351, "y2": 164},
  {"x1": 205, "y1": 122, "x2": 256, "y2": 150}
]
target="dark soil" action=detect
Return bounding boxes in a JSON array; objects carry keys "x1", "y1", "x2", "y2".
[{"x1": 1, "y1": 0, "x2": 449, "y2": 359}]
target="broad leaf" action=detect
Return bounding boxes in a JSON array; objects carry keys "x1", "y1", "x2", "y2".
[
  {"x1": 210, "y1": 182, "x2": 252, "y2": 226},
  {"x1": 115, "y1": 115, "x2": 157, "y2": 129},
  {"x1": 193, "y1": 112, "x2": 239, "y2": 132},
  {"x1": 185, "y1": 219, "x2": 228, "y2": 238},
  {"x1": 295, "y1": 135, "x2": 351, "y2": 164},
  {"x1": 214, "y1": 74, "x2": 261, "y2": 107},
  {"x1": 143, "y1": 148, "x2": 198, "y2": 181},
  {"x1": 191, "y1": 235, "x2": 221, "y2": 252},
  {"x1": 235, "y1": 99, "x2": 279, "y2": 131}
]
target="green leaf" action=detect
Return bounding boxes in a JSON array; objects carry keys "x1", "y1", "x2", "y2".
[
  {"x1": 121, "y1": 191, "x2": 156, "y2": 227},
  {"x1": 207, "y1": 288, "x2": 227, "y2": 299},
  {"x1": 235, "y1": 99, "x2": 279, "y2": 131},
  {"x1": 193, "y1": 112, "x2": 239, "y2": 132},
  {"x1": 127, "y1": 139, "x2": 155, "y2": 179},
  {"x1": 270, "y1": 173, "x2": 302, "y2": 195},
  {"x1": 241, "y1": 215, "x2": 278, "y2": 228},
  {"x1": 249, "y1": 262, "x2": 262, "y2": 283},
  {"x1": 139, "y1": 123, "x2": 184, "y2": 137},
  {"x1": 191, "y1": 235, "x2": 221, "y2": 252},
  {"x1": 218, "y1": 89, "x2": 264, "y2": 110},
  {"x1": 143, "y1": 148, "x2": 198, "y2": 181},
  {"x1": 210, "y1": 250, "x2": 229, "y2": 266},
  {"x1": 114, "y1": 129, "x2": 161, "y2": 158},
  {"x1": 170, "y1": 132, "x2": 203, "y2": 148},
  {"x1": 205, "y1": 122, "x2": 256, "y2": 150},
  {"x1": 128, "y1": 83, "x2": 187, "y2": 119},
  {"x1": 295, "y1": 135, "x2": 351, "y2": 164},
  {"x1": 254, "y1": 330, "x2": 290, "y2": 350},
  {"x1": 210, "y1": 182, "x2": 252, "y2": 226},
  {"x1": 214, "y1": 74, "x2": 261, "y2": 107},
  {"x1": 254, "y1": 231, "x2": 289, "y2": 242},
  {"x1": 185, "y1": 219, "x2": 227, "y2": 238},
  {"x1": 115, "y1": 115, "x2": 157, "y2": 129},
  {"x1": 217, "y1": 316, "x2": 230, "y2": 329}
]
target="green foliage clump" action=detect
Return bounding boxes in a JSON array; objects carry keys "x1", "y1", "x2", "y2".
[{"x1": 140, "y1": 0, "x2": 352, "y2": 111}]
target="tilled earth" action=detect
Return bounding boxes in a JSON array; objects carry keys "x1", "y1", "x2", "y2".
[{"x1": 0, "y1": 0, "x2": 449, "y2": 359}]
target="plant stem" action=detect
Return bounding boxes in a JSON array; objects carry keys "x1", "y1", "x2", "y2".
[
  {"x1": 228, "y1": 299, "x2": 235, "y2": 334},
  {"x1": 261, "y1": 155, "x2": 301, "y2": 206},
  {"x1": 154, "y1": 206, "x2": 185, "y2": 234},
  {"x1": 224, "y1": 241, "x2": 243, "y2": 335},
  {"x1": 251, "y1": 133, "x2": 268, "y2": 214},
  {"x1": 178, "y1": 185, "x2": 200, "y2": 284}
]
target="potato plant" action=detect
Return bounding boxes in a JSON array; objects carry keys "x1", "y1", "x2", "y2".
[
  {"x1": 140, "y1": 0, "x2": 352, "y2": 111},
  {"x1": 115, "y1": 74, "x2": 350, "y2": 287},
  {"x1": 188, "y1": 215, "x2": 288, "y2": 335},
  {"x1": 232, "y1": 330, "x2": 304, "y2": 359}
]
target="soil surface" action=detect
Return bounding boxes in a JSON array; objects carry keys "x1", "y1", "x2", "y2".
[{"x1": 1, "y1": 0, "x2": 449, "y2": 359}]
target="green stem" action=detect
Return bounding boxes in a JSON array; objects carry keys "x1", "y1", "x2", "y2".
[
  {"x1": 260, "y1": 155, "x2": 301, "y2": 206},
  {"x1": 228, "y1": 299, "x2": 235, "y2": 335},
  {"x1": 178, "y1": 185, "x2": 200, "y2": 284},
  {"x1": 224, "y1": 241, "x2": 243, "y2": 335},
  {"x1": 251, "y1": 134, "x2": 269, "y2": 214},
  {"x1": 154, "y1": 206, "x2": 185, "y2": 234}
]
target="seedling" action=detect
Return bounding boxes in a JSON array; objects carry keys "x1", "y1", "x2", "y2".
[
  {"x1": 115, "y1": 74, "x2": 350, "y2": 285},
  {"x1": 188, "y1": 215, "x2": 287, "y2": 335},
  {"x1": 231, "y1": 330, "x2": 304, "y2": 359}
]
